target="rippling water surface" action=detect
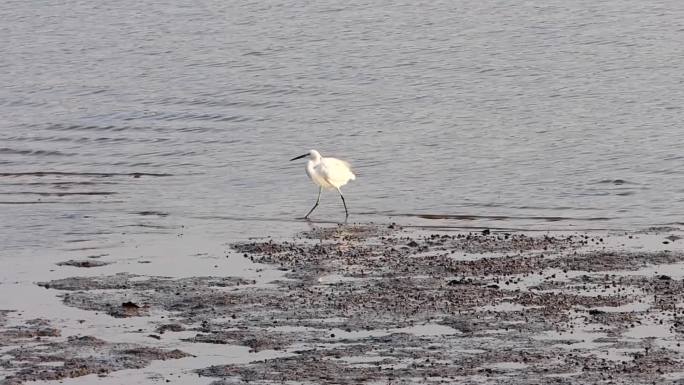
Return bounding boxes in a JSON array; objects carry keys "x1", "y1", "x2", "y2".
[{"x1": 2, "y1": 0, "x2": 684, "y2": 253}]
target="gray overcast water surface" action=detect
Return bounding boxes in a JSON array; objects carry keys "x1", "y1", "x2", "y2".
[{"x1": 1, "y1": 0, "x2": 684, "y2": 253}]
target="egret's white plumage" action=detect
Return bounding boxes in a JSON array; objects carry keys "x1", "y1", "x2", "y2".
[{"x1": 290, "y1": 149, "x2": 356, "y2": 218}]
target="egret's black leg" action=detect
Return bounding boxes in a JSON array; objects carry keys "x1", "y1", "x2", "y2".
[
  {"x1": 337, "y1": 188, "x2": 349, "y2": 218},
  {"x1": 304, "y1": 186, "x2": 322, "y2": 219}
]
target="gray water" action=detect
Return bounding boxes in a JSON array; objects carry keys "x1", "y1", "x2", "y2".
[{"x1": 2, "y1": 0, "x2": 684, "y2": 253}]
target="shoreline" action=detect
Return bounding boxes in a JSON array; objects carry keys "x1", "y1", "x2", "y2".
[{"x1": 1, "y1": 224, "x2": 683, "y2": 384}]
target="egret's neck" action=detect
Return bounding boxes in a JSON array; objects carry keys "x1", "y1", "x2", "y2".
[{"x1": 305, "y1": 160, "x2": 317, "y2": 179}]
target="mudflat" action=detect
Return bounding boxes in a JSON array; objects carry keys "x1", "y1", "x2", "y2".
[{"x1": 2, "y1": 224, "x2": 683, "y2": 384}]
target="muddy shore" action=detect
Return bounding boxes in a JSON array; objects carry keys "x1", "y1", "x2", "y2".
[{"x1": 1, "y1": 224, "x2": 683, "y2": 384}]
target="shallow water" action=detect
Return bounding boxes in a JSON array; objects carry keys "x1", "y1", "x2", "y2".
[{"x1": 2, "y1": 0, "x2": 684, "y2": 254}]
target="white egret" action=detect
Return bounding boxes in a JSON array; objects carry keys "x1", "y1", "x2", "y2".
[{"x1": 290, "y1": 149, "x2": 356, "y2": 219}]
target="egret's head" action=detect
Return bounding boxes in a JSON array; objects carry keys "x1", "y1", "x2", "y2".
[
  {"x1": 308, "y1": 149, "x2": 321, "y2": 160},
  {"x1": 290, "y1": 149, "x2": 321, "y2": 162}
]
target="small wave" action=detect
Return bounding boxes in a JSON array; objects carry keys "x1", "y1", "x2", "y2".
[
  {"x1": 144, "y1": 96, "x2": 279, "y2": 109},
  {"x1": 0, "y1": 98, "x2": 49, "y2": 108},
  {"x1": 0, "y1": 171, "x2": 172, "y2": 177},
  {"x1": 593, "y1": 179, "x2": 636, "y2": 185},
  {"x1": 0, "y1": 200, "x2": 123, "y2": 205},
  {"x1": 153, "y1": 112, "x2": 251, "y2": 122},
  {"x1": 0, "y1": 191, "x2": 116, "y2": 196},
  {"x1": 0, "y1": 181, "x2": 116, "y2": 186},
  {"x1": 115, "y1": 223, "x2": 174, "y2": 229},
  {"x1": 394, "y1": 213, "x2": 613, "y2": 222},
  {"x1": 37, "y1": 123, "x2": 167, "y2": 134},
  {"x1": 135, "y1": 211, "x2": 169, "y2": 217},
  {"x1": 0, "y1": 148, "x2": 77, "y2": 157}
]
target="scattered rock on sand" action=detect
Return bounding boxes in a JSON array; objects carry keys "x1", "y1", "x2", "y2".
[{"x1": 56, "y1": 259, "x2": 112, "y2": 268}]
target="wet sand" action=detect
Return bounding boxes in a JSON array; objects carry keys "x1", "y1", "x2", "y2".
[{"x1": 1, "y1": 224, "x2": 683, "y2": 384}]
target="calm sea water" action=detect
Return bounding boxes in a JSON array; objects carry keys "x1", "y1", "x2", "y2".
[{"x1": 2, "y1": 0, "x2": 684, "y2": 253}]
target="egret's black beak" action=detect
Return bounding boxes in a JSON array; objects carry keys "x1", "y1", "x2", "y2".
[{"x1": 290, "y1": 154, "x2": 308, "y2": 161}]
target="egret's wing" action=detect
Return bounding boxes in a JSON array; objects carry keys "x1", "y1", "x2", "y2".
[
  {"x1": 339, "y1": 159, "x2": 356, "y2": 180},
  {"x1": 319, "y1": 157, "x2": 356, "y2": 188},
  {"x1": 328, "y1": 158, "x2": 355, "y2": 174},
  {"x1": 309, "y1": 163, "x2": 332, "y2": 188}
]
